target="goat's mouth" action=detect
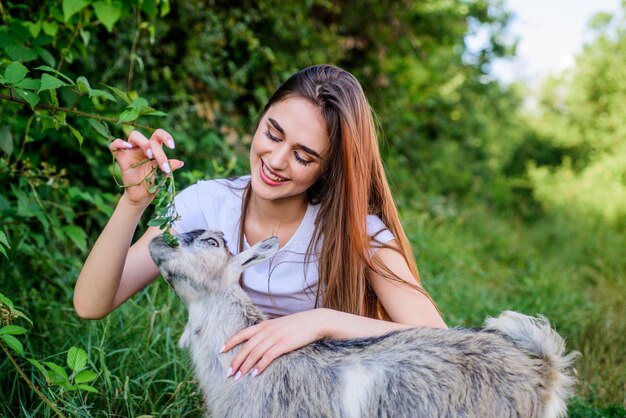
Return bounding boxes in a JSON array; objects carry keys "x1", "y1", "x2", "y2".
[{"x1": 149, "y1": 234, "x2": 179, "y2": 267}]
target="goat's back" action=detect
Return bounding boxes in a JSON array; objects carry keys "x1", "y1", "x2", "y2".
[{"x1": 209, "y1": 324, "x2": 572, "y2": 418}]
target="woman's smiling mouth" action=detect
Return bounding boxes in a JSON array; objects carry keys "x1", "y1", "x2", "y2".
[{"x1": 260, "y1": 159, "x2": 288, "y2": 184}]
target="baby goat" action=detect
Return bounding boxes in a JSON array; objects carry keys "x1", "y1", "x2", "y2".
[{"x1": 149, "y1": 229, "x2": 578, "y2": 418}]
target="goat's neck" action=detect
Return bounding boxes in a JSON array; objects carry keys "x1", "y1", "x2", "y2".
[{"x1": 184, "y1": 285, "x2": 266, "y2": 360}]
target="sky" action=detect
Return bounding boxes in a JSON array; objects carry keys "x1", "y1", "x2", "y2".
[{"x1": 489, "y1": 0, "x2": 622, "y2": 84}]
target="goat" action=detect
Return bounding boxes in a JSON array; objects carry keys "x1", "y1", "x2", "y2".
[{"x1": 149, "y1": 229, "x2": 578, "y2": 418}]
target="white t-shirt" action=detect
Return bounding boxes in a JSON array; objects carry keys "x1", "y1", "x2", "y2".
[{"x1": 172, "y1": 176, "x2": 394, "y2": 318}]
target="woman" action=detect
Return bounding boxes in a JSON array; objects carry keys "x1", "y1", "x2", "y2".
[{"x1": 74, "y1": 64, "x2": 446, "y2": 380}]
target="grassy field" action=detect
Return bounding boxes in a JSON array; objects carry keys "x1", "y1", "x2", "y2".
[
  {"x1": 1, "y1": 202, "x2": 625, "y2": 417},
  {"x1": 403, "y1": 200, "x2": 626, "y2": 416}
]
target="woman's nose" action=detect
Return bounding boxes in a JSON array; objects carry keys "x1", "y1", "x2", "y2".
[{"x1": 268, "y1": 143, "x2": 290, "y2": 170}]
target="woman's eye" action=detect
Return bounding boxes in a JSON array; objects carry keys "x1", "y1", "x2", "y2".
[
  {"x1": 264, "y1": 131, "x2": 281, "y2": 142},
  {"x1": 202, "y1": 238, "x2": 219, "y2": 247},
  {"x1": 294, "y1": 152, "x2": 312, "y2": 166}
]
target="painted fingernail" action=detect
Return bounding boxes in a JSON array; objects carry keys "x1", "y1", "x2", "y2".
[
  {"x1": 251, "y1": 368, "x2": 258, "y2": 378},
  {"x1": 234, "y1": 371, "x2": 241, "y2": 381},
  {"x1": 146, "y1": 149, "x2": 154, "y2": 159},
  {"x1": 123, "y1": 141, "x2": 133, "y2": 148},
  {"x1": 162, "y1": 162, "x2": 171, "y2": 174},
  {"x1": 167, "y1": 139, "x2": 175, "y2": 149},
  {"x1": 226, "y1": 367, "x2": 233, "y2": 377},
  {"x1": 219, "y1": 345, "x2": 225, "y2": 353}
]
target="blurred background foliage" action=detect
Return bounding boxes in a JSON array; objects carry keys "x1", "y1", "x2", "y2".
[{"x1": 0, "y1": 0, "x2": 624, "y2": 416}]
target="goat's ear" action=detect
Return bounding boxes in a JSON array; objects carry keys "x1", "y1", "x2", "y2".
[{"x1": 232, "y1": 236, "x2": 279, "y2": 273}]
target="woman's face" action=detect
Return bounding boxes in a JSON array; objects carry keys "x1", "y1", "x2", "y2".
[{"x1": 249, "y1": 97, "x2": 329, "y2": 203}]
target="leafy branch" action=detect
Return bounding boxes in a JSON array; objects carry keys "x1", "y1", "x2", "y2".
[
  {"x1": 112, "y1": 157, "x2": 180, "y2": 246},
  {"x1": 0, "y1": 92, "x2": 155, "y2": 131}
]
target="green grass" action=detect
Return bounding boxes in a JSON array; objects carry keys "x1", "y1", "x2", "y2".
[
  {"x1": 2, "y1": 201, "x2": 625, "y2": 416},
  {"x1": 404, "y1": 201, "x2": 626, "y2": 415}
]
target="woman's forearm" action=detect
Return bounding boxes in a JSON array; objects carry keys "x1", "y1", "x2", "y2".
[
  {"x1": 73, "y1": 194, "x2": 147, "y2": 319},
  {"x1": 319, "y1": 308, "x2": 443, "y2": 340}
]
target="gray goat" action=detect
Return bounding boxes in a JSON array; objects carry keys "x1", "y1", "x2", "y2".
[{"x1": 149, "y1": 229, "x2": 578, "y2": 418}]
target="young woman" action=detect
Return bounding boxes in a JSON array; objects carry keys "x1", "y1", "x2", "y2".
[{"x1": 74, "y1": 64, "x2": 446, "y2": 380}]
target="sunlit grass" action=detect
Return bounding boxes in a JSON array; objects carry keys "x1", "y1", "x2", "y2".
[{"x1": 403, "y1": 201, "x2": 626, "y2": 413}]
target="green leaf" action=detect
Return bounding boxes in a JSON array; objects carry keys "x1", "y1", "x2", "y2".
[
  {"x1": 0, "y1": 325, "x2": 27, "y2": 335},
  {"x1": 34, "y1": 65, "x2": 75, "y2": 84},
  {"x1": 23, "y1": 21, "x2": 42, "y2": 38},
  {"x1": 15, "y1": 78, "x2": 41, "y2": 91},
  {"x1": 0, "y1": 292, "x2": 14, "y2": 309},
  {"x1": 14, "y1": 88, "x2": 40, "y2": 109},
  {"x1": 142, "y1": 0, "x2": 157, "y2": 19},
  {"x1": 79, "y1": 28, "x2": 90, "y2": 46},
  {"x1": 130, "y1": 97, "x2": 149, "y2": 112},
  {"x1": 67, "y1": 125, "x2": 84, "y2": 147},
  {"x1": 63, "y1": 0, "x2": 90, "y2": 22},
  {"x1": 35, "y1": 47, "x2": 56, "y2": 67},
  {"x1": 44, "y1": 361, "x2": 69, "y2": 383},
  {"x1": 147, "y1": 218, "x2": 167, "y2": 227},
  {"x1": 93, "y1": 1, "x2": 122, "y2": 32},
  {"x1": 0, "y1": 246, "x2": 7, "y2": 259},
  {"x1": 76, "y1": 384, "x2": 99, "y2": 393},
  {"x1": 0, "y1": 126, "x2": 13, "y2": 156},
  {"x1": 27, "y1": 358, "x2": 49, "y2": 381},
  {"x1": 142, "y1": 110, "x2": 167, "y2": 117},
  {"x1": 118, "y1": 107, "x2": 140, "y2": 123},
  {"x1": 76, "y1": 76, "x2": 91, "y2": 95},
  {"x1": 0, "y1": 231, "x2": 9, "y2": 248},
  {"x1": 104, "y1": 84, "x2": 131, "y2": 104},
  {"x1": 87, "y1": 118, "x2": 111, "y2": 139},
  {"x1": 38, "y1": 73, "x2": 68, "y2": 93},
  {"x1": 5, "y1": 44, "x2": 38, "y2": 62},
  {"x1": 42, "y1": 21, "x2": 59, "y2": 37},
  {"x1": 4, "y1": 62, "x2": 29, "y2": 85},
  {"x1": 1, "y1": 335, "x2": 24, "y2": 356},
  {"x1": 74, "y1": 369, "x2": 97, "y2": 384},
  {"x1": 67, "y1": 346, "x2": 87, "y2": 372},
  {"x1": 61, "y1": 225, "x2": 87, "y2": 251},
  {"x1": 89, "y1": 88, "x2": 116, "y2": 101}
]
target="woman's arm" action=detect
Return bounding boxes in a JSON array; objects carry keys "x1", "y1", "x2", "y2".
[
  {"x1": 222, "y1": 240, "x2": 446, "y2": 379},
  {"x1": 73, "y1": 129, "x2": 182, "y2": 319}
]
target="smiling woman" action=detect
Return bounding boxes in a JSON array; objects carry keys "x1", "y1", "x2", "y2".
[
  {"x1": 74, "y1": 64, "x2": 446, "y2": 382},
  {"x1": 249, "y1": 97, "x2": 328, "y2": 203}
]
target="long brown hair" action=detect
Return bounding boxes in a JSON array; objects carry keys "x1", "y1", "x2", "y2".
[{"x1": 242, "y1": 64, "x2": 437, "y2": 319}]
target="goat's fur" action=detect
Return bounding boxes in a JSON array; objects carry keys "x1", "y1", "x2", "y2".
[{"x1": 150, "y1": 229, "x2": 579, "y2": 418}]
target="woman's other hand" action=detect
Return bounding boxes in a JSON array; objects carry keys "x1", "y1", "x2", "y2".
[
  {"x1": 109, "y1": 128, "x2": 184, "y2": 207},
  {"x1": 221, "y1": 309, "x2": 329, "y2": 379}
]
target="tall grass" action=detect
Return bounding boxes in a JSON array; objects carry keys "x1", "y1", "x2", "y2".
[
  {"x1": 404, "y1": 199, "x2": 626, "y2": 413},
  {"x1": 1, "y1": 278, "x2": 204, "y2": 417}
]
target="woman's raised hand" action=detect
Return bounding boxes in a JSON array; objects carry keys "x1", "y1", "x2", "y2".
[{"x1": 109, "y1": 129, "x2": 184, "y2": 207}]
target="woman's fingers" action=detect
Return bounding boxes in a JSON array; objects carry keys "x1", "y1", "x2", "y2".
[
  {"x1": 169, "y1": 159, "x2": 185, "y2": 172},
  {"x1": 109, "y1": 138, "x2": 134, "y2": 152},
  {"x1": 232, "y1": 336, "x2": 277, "y2": 380},
  {"x1": 149, "y1": 129, "x2": 176, "y2": 175},
  {"x1": 127, "y1": 130, "x2": 152, "y2": 159},
  {"x1": 244, "y1": 344, "x2": 284, "y2": 377},
  {"x1": 125, "y1": 129, "x2": 178, "y2": 175},
  {"x1": 150, "y1": 128, "x2": 176, "y2": 150}
]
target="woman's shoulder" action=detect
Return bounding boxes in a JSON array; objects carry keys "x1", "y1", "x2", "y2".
[
  {"x1": 173, "y1": 175, "x2": 249, "y2": 235},
  {"x1": 366, "y1": 214, "x2": 394, "y2": 244}
]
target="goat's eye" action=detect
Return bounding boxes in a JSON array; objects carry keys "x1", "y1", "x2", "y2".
[{"x1": 203, "y1": 237, "x2": 219, "y2": 247}]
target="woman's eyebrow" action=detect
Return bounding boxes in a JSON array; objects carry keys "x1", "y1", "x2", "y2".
[
  {"x1": 267, "y1": 117, "x2": 323, "y2": 160},
  {"x1": 268, "y1": 117, "x2": 285, "y2": 136}
]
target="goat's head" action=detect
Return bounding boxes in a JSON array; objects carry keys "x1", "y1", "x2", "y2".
[{"x1": 149, "y1": 229, "x2": 279, "y2": 303}]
